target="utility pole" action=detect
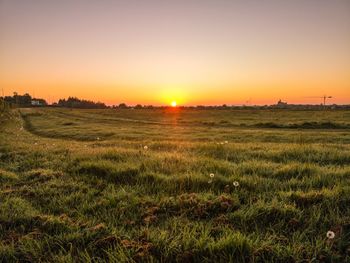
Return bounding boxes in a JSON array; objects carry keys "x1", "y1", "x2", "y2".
[
  {"x1": 323, "y1": 95, "x2": 332, "y2": 106},
  {"x1": 322, "y1": 95, "x2": 332, "y2": 110}
]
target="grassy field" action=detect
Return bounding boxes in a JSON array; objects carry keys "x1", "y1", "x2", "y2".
[{"x1": 1, "y1": 108, "x2": 350, "y2": 262}]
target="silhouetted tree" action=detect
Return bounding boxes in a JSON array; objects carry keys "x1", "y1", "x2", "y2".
[
  {"x1": 57, "y1": 97, "x2": 107, "y2": 109},
  {"x1": 118, "y1": 103, "x2": 128, "y2": 109},
  {"x1": 135, "y1": 104, "x2": 143, "y2": 109}
]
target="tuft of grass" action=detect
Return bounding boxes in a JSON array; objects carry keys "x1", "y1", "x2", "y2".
[
  {"x1": 0, "y1": 169, "x2": 19, "y2": 182},
  {"x1": 230, "y1": 199, "x2": 302, "y2": 230},
  {"x1": 74, "y1": 160, "x2": 140, "y2": 184}
]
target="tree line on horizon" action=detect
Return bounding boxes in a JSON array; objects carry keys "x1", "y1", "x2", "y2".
[
  {"x1": 55, "y1": 97, "x2": 107, "y2": 109},
  {"x1": 1, "y1": 93, "x2": 107, "y2": 109},
  {"x1": 1, "y1": 92, "x2": 349, "y2": 110},
  {"x1": 2, "y1": 92, "x2": 47, "y2": 107}
]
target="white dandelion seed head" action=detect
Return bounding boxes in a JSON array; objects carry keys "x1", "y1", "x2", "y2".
[
  {"x1": 233, "y1": 181, "x2": 239, "y2": 187},
  {"x1": 209, "y1": 173, "x2": 215, "y2": 178},
  {"x1": 326, "y1": 231, "x2": 335, "y2": 239},
  {"x1": 144, "y1": 145, "x2": 148, "y2": 150}
]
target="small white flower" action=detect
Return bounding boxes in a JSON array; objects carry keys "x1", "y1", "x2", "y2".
[
  {"x1": 34, "y1": 142, "x2": 38, "y2": 145},
  {"x1": 209, "y1": 173, "x2": 215, "y2": 178},
  {"x1": 144, "y1": 145, "x2": 148, "y2": 150},
  {"x1": 224, "y1": 140, "x2": 228, "y2": 144},
  {"x1": 96, "y1": 137, "x2": 100, "y2": 140},
  {"x1": 220, "y1": 142, "x2": 224, "y2": 145},
  {"x1": 326, "y1": 231, "x2": 335, "y2": 239},
  {"x1": 233, "y1": 181, "x2": 239, "y2": 187}
]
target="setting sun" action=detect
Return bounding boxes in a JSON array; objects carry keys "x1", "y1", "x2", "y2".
[{"x1": 171, "y1": 101, "x2": 177, "y2": 107}]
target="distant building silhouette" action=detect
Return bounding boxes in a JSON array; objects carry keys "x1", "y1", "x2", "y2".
[
  {"x1": 275, "y1": 99, "x2": 288, "y2": 108},
  {"x1": 31, "y1": 99, "x2": 47, "y2": 106}
]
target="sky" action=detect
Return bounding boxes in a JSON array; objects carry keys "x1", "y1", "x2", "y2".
[{"x1": 1, "y1": 0, "x2": 349, "y2": 106}]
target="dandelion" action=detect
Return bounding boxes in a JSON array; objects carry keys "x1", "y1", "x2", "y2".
[
  {"x1": 144, "y1": 145, "x2": 148, "y2": 150},
  {"x1": 209, "y1": 173, "x2": 215, "y2": 178},
  {"x1": 326, "y1": 231, "x2": 335, "y2": 239},
  {"x1": 233, "y1": 181, "x2": 239, "y2": 187}
]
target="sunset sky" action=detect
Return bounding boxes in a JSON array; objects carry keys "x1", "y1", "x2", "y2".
[{"x1": 1, "y1": 0, "x2": 349, "y2": 105}]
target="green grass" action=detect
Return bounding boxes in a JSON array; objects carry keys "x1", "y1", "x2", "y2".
[{"x1": 1, "y1": 108, "x2": 350, "y2": 262}]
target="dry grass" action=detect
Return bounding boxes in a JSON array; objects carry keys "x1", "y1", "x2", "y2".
[{"x1": 0, "y1": 108, "x2": 349, "y2": 262}]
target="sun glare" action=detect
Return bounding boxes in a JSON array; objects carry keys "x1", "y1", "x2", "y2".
[{"x1": 171, "y1": 101, "x2": 177, "y2": 107}]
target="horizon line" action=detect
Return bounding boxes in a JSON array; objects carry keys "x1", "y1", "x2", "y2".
[{"x1": 2, "y1": 92, "x2": 350, "y2": 107}]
